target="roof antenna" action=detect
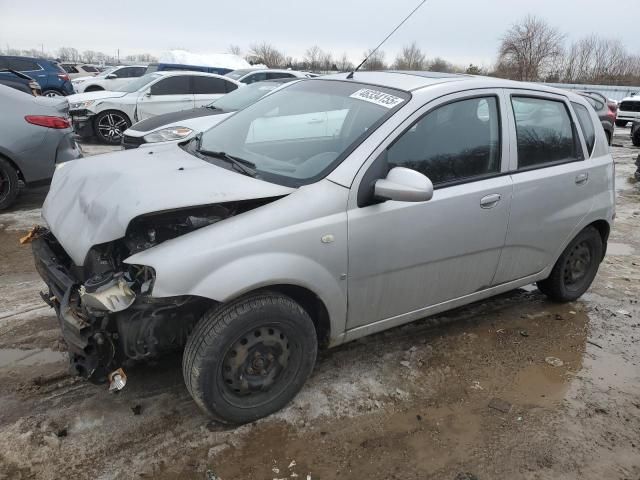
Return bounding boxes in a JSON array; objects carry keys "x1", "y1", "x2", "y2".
[{"x1": 347, "y1": 0, "x2": 428, "y2": 79}]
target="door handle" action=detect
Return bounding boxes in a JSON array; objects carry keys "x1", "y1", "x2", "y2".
[
  {"x1": 480, "y1": 193, "x2": 502, "y2": 209},
  {"x1": 575, "y1": 172, "x2": 589, "y2": 185},
  {"x1": 307, "y1": 119, "x2": 324, "y2": 124}
]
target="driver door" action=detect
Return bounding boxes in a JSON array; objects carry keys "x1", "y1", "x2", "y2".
[{"x1": 346, "y1": 90, "x2": 513, "y2": 330}]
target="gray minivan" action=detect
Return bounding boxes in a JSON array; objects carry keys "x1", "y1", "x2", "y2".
[{"x1": 32, "y1": 71, "x2": 614, "y2": 423}]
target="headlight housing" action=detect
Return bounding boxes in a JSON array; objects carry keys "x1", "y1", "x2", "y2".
[
  {"x1": 143, "y1": 127, "x2": 194, "y2": 143},
  {"x1": 70, "y1": 100, "x2": 95, "y2": 110}
]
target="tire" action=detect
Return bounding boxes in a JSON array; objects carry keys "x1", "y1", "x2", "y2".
[
  {"x1": 605, "y1": 130, "x2": 612, "y2": 146},
  {"x1": 183, "y1": 292, "x2": 318, "y2": 424},
  {"x1": 632, "y1": 129, "x2": 640, "y2": 147},
  {"x1": 93, "y1": 110, "x2": 131, "y2": 145},
  {"x1": 615, "y1": 120, "x2": 627, "y2": 128},
  {"x1": 84, "y1": 86, "x2": 104, "y2": 92},
  {"x1": 0, "y1": 157, "x2": 20, "y2": 210},
  {"x1": 42, "y1": 90, "x2": 62, "y2": 97},
  {"x1": 537, "y1": 226, "x2": 603, "y2": 302}
]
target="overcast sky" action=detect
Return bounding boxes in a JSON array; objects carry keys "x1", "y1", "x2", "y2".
[{"x1": 1, "y1": 0, "x2": 638, "y2": 66}]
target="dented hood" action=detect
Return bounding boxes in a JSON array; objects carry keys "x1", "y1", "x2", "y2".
[{"x1": 42, "y1": 144, "x2": 294, "y2": 265}]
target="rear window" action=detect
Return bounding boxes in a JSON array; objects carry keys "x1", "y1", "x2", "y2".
[
  {"x1": 9, "y1": 58, "x2": 40, "y2": 71},
  {"x1": 512, "y1": 96, "x2": 579, "y2": 169},
  {"x1": 572, "y1": 102, "x2": 596, "y2": 156},
  {"x1": 193, "y1": 76, "x2": 228, "y2": 94},
  {"x1": 82, "y1": 65, "x2": 99, "y2": 72}
]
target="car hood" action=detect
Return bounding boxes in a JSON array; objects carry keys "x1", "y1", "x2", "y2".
[
  {"x1": 42, "y1": 144, "x2": 294, "y2": 265},
  {"x1": 126, "y1": 108, "x2": 230, "y2": 135},
  {"x1": 67, "y1": 90, "x2": 128, "y2": 103}
]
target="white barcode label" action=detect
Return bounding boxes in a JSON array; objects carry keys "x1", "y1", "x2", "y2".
[{"x1": 349, "y1": 88, "x2": 405, "y2": 108}]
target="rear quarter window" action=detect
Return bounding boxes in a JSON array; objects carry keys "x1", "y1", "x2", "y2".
[
  {"x1": 511, "y1": 96, "x2": 580, "y2": 169},
  {"x1": 572, "y1": 102, "x2": 596, "y2": 156}
]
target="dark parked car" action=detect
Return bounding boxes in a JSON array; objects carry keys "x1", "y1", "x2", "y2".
[
  {"x1": 578, "y1": 92, "x2": 615, "y2": 145},
  {"x1": 0, "y1": 84, "x2": 82, "y2": 209},
  {"x1": 0, "y1": 56, "x2": 73, "y2": 97},
  {"x1": 630, "y1": 120, "x2": 640, "y2": 147},
  {"x1": 0, "y1": 69, "x2": 41, "y2": 96}
]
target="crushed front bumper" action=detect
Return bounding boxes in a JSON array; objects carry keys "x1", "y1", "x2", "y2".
[{"x1": 69, "y1": 109, "x2": 95, "y2": 137}]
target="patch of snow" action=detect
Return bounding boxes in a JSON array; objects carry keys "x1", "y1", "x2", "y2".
[
  {"x1": 157, "y1": 50, "x2": 252, "y2": 70},
  {"x1": 0, "y1": 208, "x2": 43, "y2": 232}
]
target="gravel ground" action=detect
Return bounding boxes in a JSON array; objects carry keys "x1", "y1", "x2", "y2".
[{"x1": 0, "y1": 130, "x2": 638, "y2": 480}]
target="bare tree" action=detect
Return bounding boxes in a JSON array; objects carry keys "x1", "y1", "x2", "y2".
[
  {"x1": 497, "y1": 15, "x2": 565, "y2": 81},
  {"x1": 247, "y1": 42, "x2": 284, "y2": 67},
  {"x1": 57, "y1": 47, "x2": 81, "y2": 62},
  {"x1": 337, "y1": 52, "x2": 354, "y2": 72},
  {"x1": 82, "y1": 50, "x2": 97, "y2": 63},
  {"x1": 361, "y1": 49, "x2": 386, "y2": 71},
  {"x1": 465, "y1": 64, "x2": 484, "y2": 75},
  {"x1": 393, "y1": 42, "x2": 426, "y2": 70},
  {"x1": 228, "y1": 44, "x2": 242, "y2": 56},
  {"x1": 321, "y1": 51, "x2": 335, "y2": 72},
  {"x1": 304, "y1": 45, "x2": 323, "y2": 72},
  {"x1": 429, "y1": 57, "x2": 454, "y2": 73}
]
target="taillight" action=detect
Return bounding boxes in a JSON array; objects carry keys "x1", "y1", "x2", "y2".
[
  {"x1": 25, "y1": 115, "x2": 71, "y2": 129},
  {"x1": 57, "y1": 73, "x2": 70, "y2": 82}
]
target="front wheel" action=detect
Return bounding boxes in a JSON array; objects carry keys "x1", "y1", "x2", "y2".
[
  {"x1": 537, "y1": 226, "x2": 603, "y2": 302},
  {"x1": 183, "y1": 292, "x2": 318, "y2": 424},
  {"x1": 94, "y1": 110, "x2": 131, "y2": 144}
]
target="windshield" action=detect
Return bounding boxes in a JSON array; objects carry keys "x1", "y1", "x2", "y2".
[
  {"x1": 209, "y1": 81, "x2": 290, "y2": 111},
  {"x1": 119, "y1": 73, "x2": 162, "y2": 93},
  {"x1": 197, "y1": 80, "x2": 409, "y2": 187},
  {"x1": 225, "y1": 69, "x2": 257, "y2": 80}
]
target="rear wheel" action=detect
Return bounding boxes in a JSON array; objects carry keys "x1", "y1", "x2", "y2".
[
  {"x1": 94, "y1": 110, "x2": 131, "y2": 144},
  {"x1": 632, "y1": 129, "x2": 640, "y2": 147},
  {"x1": 183, "y1": 292, "x2": 317, "y2": 424},
  {"x1": 42, "y1": 90, "x2": 62, "y2": 97},
  {"x1": 615, "y1": 120, "x2": 627, "y2": 128},
  {"x1": 537, "y1": 226, "x2": 603, "y2": 302},
  {"x1": 0, "y1": 157, "x2": 20, "y2": 210}
]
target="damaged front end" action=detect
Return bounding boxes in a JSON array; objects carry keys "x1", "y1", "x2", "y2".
[{"x1": 31, "y1": 201, "x2": 265, "y2": 383}]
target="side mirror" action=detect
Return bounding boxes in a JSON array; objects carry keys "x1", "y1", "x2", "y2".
[
  {"x1": 374, "y1": 167, "x2": 433, "y2": 202},
  {"x1": 144, "y1": 91, "x2": 152, "y2": 97},
  {"x1": 106, "y1": 74, "x2": 117, "y2": 79}
]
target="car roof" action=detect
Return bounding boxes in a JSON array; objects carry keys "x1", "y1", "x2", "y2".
[
  {"x1": 152, "y1": 70, "x2": 234, "y2": 79},
  {"x1": 320, "y1": 70, "x2": 583, "y2": 99}
]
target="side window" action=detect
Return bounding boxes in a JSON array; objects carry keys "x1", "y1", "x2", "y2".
[
  {"x1": 387, "y1": 96, "x2": 501, "y2": 185},
  {"x1": 150, "y1": 76, "x2": 191, "y2": 95},
  {"x1": 118, "y1": 67, "x2": 136, "y2": 78},
  {"x1": 225, "y1": 81, "x2": 238, "y2": 93},
  {"x1": 266, "y1": 72, "x2": 294, "y2": 80},
  {"x1": 572, "y1": 102, "x2": 596, "y2": 156},
  {"x1": 62, "y1": 64, "x2": 78, "y2": 73},
  {"x1": 82, "y1": 65, "x2": 99, "y2": 73},
  {"x1": 9, "y1": 58, "x2": 40, "y2": 71},
  {"x1": 132, "y1": 67, "x2": 146, "y2": 77},
  {"x1": 512, "y1": 97, "x2": 578, "y2": 169},
  {"x1": 243, "y1": 72, "x2": 267, "y2": 84},
  {"x1": 193, "y1": 76, "x2": 227, "y2": 94}
]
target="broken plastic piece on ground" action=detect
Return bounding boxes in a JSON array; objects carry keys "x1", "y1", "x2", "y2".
[
  {"x1": 108, "y1": 368, "x2": 127, "y2": 392},
  {"x1": 19, "y1": 225, "x2": 47, "y2": 245}
]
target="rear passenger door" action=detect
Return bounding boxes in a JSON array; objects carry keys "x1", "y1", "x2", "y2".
[
  {"x1": 347, "y1": 90, "x2": 513, "y2": 329},
  {"x1": 493, "y1": 91, "x2": 597, "y2": 284},
  {"x1": 193, "y1": 76, "x2": 238, "y2": 107},
  {"x1": 136, "y1": 75, "x2": 194, "y2": 119},
  {"x1": 8, "y1": 57, "x2": 47, "y2": 87}
]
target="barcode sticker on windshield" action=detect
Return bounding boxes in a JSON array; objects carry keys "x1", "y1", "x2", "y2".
[{"x1": 349, "y1": 89, "x2": 404, "y2": 108}]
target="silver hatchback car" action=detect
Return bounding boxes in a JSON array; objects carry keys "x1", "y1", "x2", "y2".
[{"x1": 32, "y1": 71, "x2": 614, "y2": 423}]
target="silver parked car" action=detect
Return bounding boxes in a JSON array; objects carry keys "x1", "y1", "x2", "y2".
[
  {"x1": 0, "y1": 84, "x2": 81, "y2": 209},
  {"x1": 32, "y1": 72, "x2": 614, "y2": 423}
]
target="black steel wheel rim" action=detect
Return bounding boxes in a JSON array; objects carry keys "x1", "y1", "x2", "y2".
[
  {"x1": 97, "y1": 113, "x2": 128, "y2": 140},
  {"x1": 563, "y1": 240, "x2": 592, "y2": 286},
  {"x1": 221, "y1": 325, "x2": 291, "y2": 403}
]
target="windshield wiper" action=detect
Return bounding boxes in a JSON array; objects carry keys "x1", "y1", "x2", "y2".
[{"x1": 196, "y1": 148, "x2": 257, "y2": 177}]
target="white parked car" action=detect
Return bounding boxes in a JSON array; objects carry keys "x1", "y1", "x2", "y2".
[
  {"x1": 68, "y1": 71, "x2": 242, "y2": 144},
  {"x1": 71, "y1": 65, "x2": 147, "y2": 93},
  {"x1": 122, "y1": 78, "x2": 298, "y2": 149},
  {"x1": 616, "y1": 94, "x2": 640, "y2": 127},
  {"x1": 60, "y1": 63, "x2": 101, "y2": 80},
  {"x1": 225, "y1": 68, "x2": 313, "y2": 84}
]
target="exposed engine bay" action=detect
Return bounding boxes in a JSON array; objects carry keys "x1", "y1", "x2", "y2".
[{"x1": 32, "y1": 199, "x2": 274, "y2": 383}]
